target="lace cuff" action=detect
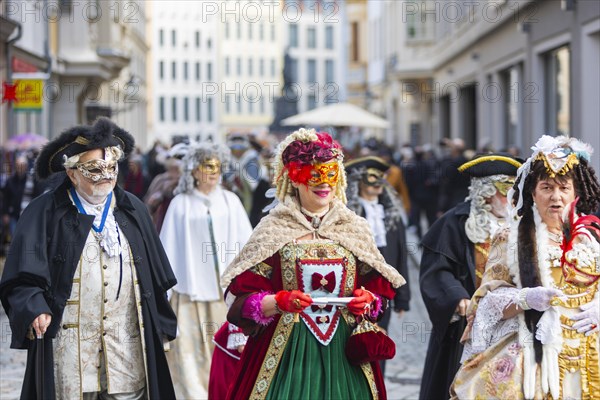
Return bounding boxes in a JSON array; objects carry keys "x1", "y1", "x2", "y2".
[
  {"x1": 241, "y1": 291, "x2": 275, "y2": 326},
  {"x1": 471, "y1": 286, "x2": 519, "y2": 352},
  {"x1": 226, "y1": 323, "x2": 248, "y2": 350}
]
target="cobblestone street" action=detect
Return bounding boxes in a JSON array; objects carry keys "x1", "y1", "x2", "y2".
[{"x1": 0, "y1": 233, "x2": 429, "y2": 399}]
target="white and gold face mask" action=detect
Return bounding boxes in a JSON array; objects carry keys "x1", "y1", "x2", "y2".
[{"x1": 74, "y1": 159, "x2": 119, "y2": 182}]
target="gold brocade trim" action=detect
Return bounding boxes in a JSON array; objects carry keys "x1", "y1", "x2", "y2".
[
  {"x1": 66, "y1": 300, "x2": 79, "y2": 305},
  {"x1": 457, "y1": 155, "x2": 523, "y2": 172},
  {"x1": 250, "y1": 313, "x2": 296, "y2": 400},
  {"x1": 536, "y1": 151, "x2": 580, "y2": 178},
  {"x1": 360, "y1": 363, "x2": 379, "y2": 400},
  {"x1": 474, "y1": 241, "x2": 491, "y2": 289},
  {"x1": 556, "y1": 334, "x2": 600, "y2": 400},
  {"x1": 250, "y1": 262, "x2": 273, "y2": 279}
]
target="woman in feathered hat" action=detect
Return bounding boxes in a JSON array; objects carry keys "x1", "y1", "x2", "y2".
[
  {"x1": 220, "y1": 128, "x2": 405, "y2": 400},
  {"x1": 451, "y1": 135, "x2": 600, "y2": 399},
  {"x1": 158, "y1": 141, "x2": 253, "y2": 399}
]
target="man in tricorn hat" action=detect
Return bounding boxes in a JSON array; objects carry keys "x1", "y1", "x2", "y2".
[
  {"x1": 419, "y1": 153, "x2": 522, "y2": 400},
  {"x1": 0, "y1": 117, "x2": 178, "y2": 399},
  {"x1": 345, "y1": 156, "x2": 411, "y2": 376}
]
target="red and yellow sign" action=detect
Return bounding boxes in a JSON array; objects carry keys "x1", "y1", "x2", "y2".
[{"x1": 13, "y1": 79, "x2": 43, "y2": 111}]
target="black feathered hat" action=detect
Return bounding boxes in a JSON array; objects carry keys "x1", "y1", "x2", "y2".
[
  {"x1": 35, "y1": 117, "x2": 135, "y2": 179},
  {"x1": 458, "y1": 153, "x2": 523, "y2": 178}
]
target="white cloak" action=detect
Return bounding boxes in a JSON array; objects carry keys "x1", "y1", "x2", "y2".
[{"x1": 160, "y1": 186, "x2": 252, "y2": 301}]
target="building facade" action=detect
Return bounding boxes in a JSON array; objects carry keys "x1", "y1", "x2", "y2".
[{"x1": 367, "y1": 0, "x2": 599, "y2": 172}]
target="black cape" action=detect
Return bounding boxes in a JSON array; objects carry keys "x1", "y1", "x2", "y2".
[
  {"x1": 0, "y1": 178, "x2": 178, "y2": 400},
  {"x1": 418, "y1": 201, "x2": 475, "y2": 400}
]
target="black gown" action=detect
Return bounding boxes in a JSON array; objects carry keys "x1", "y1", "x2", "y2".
[
  {"x1": 0, "y1": 178, "x2": 178, "y2": 400},
  {"x1": 418, "y1": 201, "x2": 476, "y2": 400}
]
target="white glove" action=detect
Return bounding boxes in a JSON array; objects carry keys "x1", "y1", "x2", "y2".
[
  {"x1": 571, "y1": 299, "x2": 600, "y2": 336},
  {"x1": 521, "y1": 287, "x2": 565, "y2": 312}
]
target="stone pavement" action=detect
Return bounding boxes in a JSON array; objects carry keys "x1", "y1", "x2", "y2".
[
  {"x1": 0, "y1": 233, "x2": 431, "y2": 400},
  {"x1": 384, "y1": 231, "x2": 429, "y2": 400}
]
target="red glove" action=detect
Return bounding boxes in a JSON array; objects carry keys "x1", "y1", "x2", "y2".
[
  {"x1": 275, "y1": 290, "x2": 313, "y2": 313},
  {"x1": 348, "y1": 288, "x2": 375, "y2": 316}
]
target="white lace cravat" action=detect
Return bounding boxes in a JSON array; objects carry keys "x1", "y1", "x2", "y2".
[
  {"x1": 75, "y1": 191, "x2": 121, "y2": 258},
  {"x1": 359, "y1": 198, "x2": 387, "y2": 248}
]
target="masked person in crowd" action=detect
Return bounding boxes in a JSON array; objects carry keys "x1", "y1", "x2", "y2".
[
  {"x1": 159, "y1": 141, "x2": 252, "y2": 399},
  {"x1": 345, "y1": 156, "x2": 411, "y2": 376},
  {"x1": 0, "y1": 117, "x2": 178, "y2": 399},
  {"x1": 419, "y1": 153, "x2": 522, "y2": 400},
  {"x1": 220, "y1": 129, "x2": 405, "y2": 400},
  {"x1": 451, "y1": 136, "x2": 600, "y2": 399}
]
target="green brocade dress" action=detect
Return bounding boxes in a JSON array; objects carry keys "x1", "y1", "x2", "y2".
[{"x1": 266, "y1": 319, "x2": 372, "y2": 399}]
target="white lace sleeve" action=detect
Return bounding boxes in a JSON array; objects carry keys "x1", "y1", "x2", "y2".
[
  {"x1": 461, "y1": 286, "x2": 520, "y2": 362},
  {"x1": 226, "y1": 323, "x2": 248, "y2": 349}
]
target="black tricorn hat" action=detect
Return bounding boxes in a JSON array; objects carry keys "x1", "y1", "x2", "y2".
[
  {"x1": 35, "y1": 117, "x2": 135, "y2": 179},
  {"x1": 458, "y1": 153, "x2": 523, "y2": 178},
  {"x1": 345, "y1": 156, "x2": 390, "y2": 174}
]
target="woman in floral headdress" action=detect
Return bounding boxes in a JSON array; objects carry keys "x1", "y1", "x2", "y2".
[
  {"x1": 451, "y1": 135, "x2": 600, "y2": 400},
  {"x1": 220, "y1": 128, "x2": 405, "y2": 400},
  {"x1": 159, "y1": 141, "x2": 253, "y2": 399}
]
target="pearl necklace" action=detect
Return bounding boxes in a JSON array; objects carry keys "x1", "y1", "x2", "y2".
[{"x1": 548, "y1": 230, "x2": 563, "y2": 244}]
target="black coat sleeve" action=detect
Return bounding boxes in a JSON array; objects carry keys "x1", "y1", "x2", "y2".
[
  {"x1": 0, "y1": 194, "x2": 53, "y2": 349},
  {"x1": 393, "y1": 221, "x2": 410, "y2": 312}
]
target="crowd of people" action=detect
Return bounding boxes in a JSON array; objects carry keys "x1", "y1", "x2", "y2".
[{"x1": 0, "y1": 117, "x2": 599, "y2": 400}]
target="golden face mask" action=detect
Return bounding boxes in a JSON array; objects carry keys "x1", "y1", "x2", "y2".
[
  {"x1": 198, "y1": 158, "x2": 221, "y2": 175},
  {"x1": 75, "y1": 159, "x2": 118, "y2": 182},
  {"x1": 362, "y1": 168, "x2": 386, "y2": 187},
  {"x1": 307, "y1": 161, "x2": 340, "y2": 187},
  {"x1": 493, "y1": 179, "x2": 515, "y2": 196}
]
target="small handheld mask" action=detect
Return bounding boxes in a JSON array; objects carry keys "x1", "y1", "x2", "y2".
[
  {"x1": 198, "y1": 158, "x2": 221, "y2": 175},
  {"x1": 75, "y1": 159, "x2": 118, "y2": 182}
]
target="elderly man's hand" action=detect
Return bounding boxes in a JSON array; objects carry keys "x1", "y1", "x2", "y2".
[{"x1": 31, "y1": 313, "x2": 52, "y2": 338}]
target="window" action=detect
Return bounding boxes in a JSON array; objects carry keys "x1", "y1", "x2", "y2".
[
  {"x1": 195, "y1": 97, "x2": 201, "y2": 121},
  {"x1": 259, "y1": 24, "x2": 264, "y2": 40},
  {"x1": 195, "y1": 62, "x2": 200, "y2": 81},
  {"x1": 207, "y1": 62, "x2": 213, "y2": 81},
  {"x1": 307, "y1": 27, "x2": 316, "y2": 49},
  {"x1": 207, "y1": 38, "x2": 212, "y2": 49},
  {"x1": 289, "y1": 24, "x2": 298, "y2": 47},
  {"x1": 184, "y1": 97, "x2": 189, "y2": 121},
  {"x1": 171, "y1": 97, "x2": 177, "y2": 121},
  {"x1": 545, "y1": 46, "x2": 570, "y2": 136},
  {"x1": 259, "y1": 58, "x2": 264, "y2": 76},
  {"x1": 308, "y1": 94, "x2": 317, "y2": 110},
  {"x1": 225, "y1": 57, "x2": 230, "y2": 76},
  {"x1": 159, "y1": 61, "x2": 164, "y2": 79},
  {"x1": 183, "y1": 62, "x2": 188, "y2": 80},
  {"x1": 171, "y1": 30, "x2": 176, "y2": 47},
  {"x1": 159, "y1": 97, "x2": 165, "y2": 121},
  {"x1": 325, "y1": 60, "x2": 334, "y2": 83},
  {"x1": 226, "y1": 94, "x2": 232, "y2": 113},
  {"x1": 195, "y1": 31, "x2": 200, "y2": 48},
  {"x1": 236, "y1": 21, "x2": 241, "y2": 39},
  {"x1": 237, "y1": 57, "x2": 242, "y2": 75},
  {"x1": 271, "y1": 24, "x2": 275, "y2": 41},
  {"x1": 351, "y1": 22, "x2": 359, "y2": 62},
  {"x1": 260, "y1": 96, "x2": 265, "y2": 113},
  {"x1": 325, "y1": 26, "x2": 334, "y2": 49},
  {"x1": 248, "y1": 99, "x2": 253, "y2": 113},
  {"x1": 307, "y1": 59, "x2": 316, "y2": 83},
  {"x1": 248, "y1": 22, "x2": 253, "y2": 40},
  {"x1": 159, "y1": 29, "x2": 164, "y2": 46},
  {"x1": 501, "y1": 65, "x2": 521, "y2": 148},
  {"x1": 208, "y1": 98, "x2": 214, "y2": 122},
  {"x1": 271, "y1": 59, "x2": 276, "y2": 77},
  {"x1": 225, "y1": 22, "x2": 230, "y2": 39},
  {"x1": 172, "y1": 61, "x2": 176, "y2": 79},
  {"x1": 248, "y1": 58, "x2": 253, "y2": 76},
  {"x1": 237, "y1": 95, "x2": 242, "y2": 113}
]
